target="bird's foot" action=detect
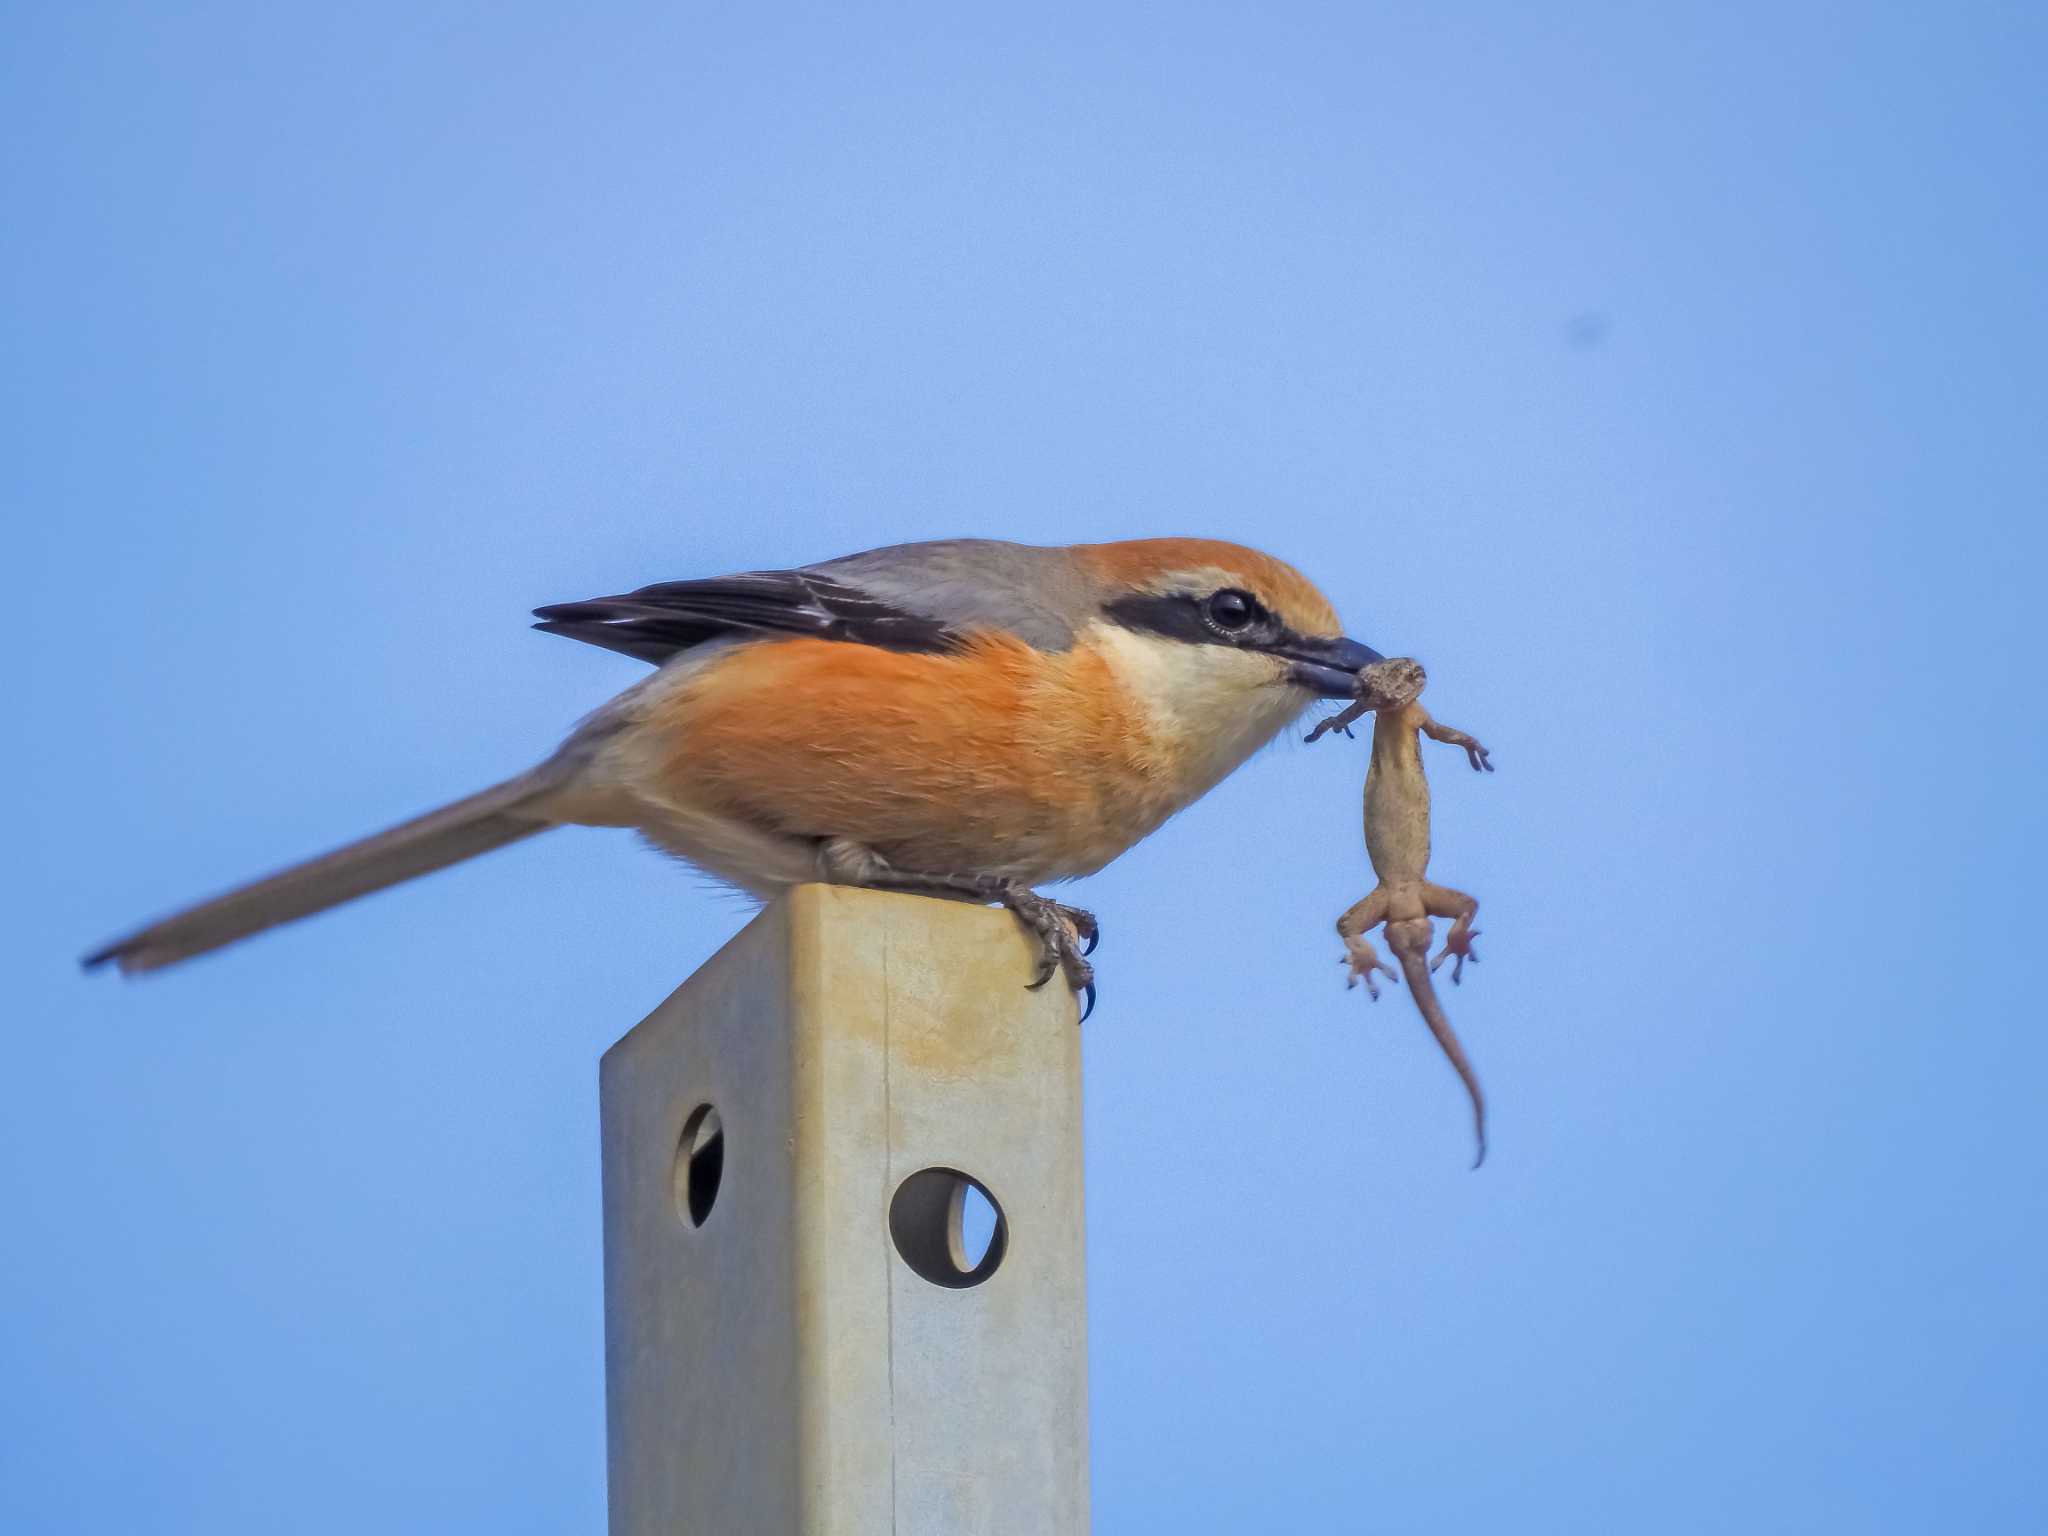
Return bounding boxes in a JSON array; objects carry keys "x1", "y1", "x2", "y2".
[
  {"x1": 1051, "y1": 899, "x2": 1099, "y2": 957},
  {"x1": 815, "y1": 843, "x2": 1100, "y2": 1021},
  {"x1": 989, "y1": 882, "x2": 1097, "y2": 1018}
]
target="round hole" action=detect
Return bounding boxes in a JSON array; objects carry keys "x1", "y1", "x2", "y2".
[
  {"x1": 888, "y1": 1167, "x2": 1007, "y2": 1288},
  {"x1": 673, "y1": 1104, "x2": 723, "y2": 1228}
]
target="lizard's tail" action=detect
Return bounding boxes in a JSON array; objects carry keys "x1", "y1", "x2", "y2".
[{"x1": 1390, "y1": 923, "x2": 1487, "y2": 1168}]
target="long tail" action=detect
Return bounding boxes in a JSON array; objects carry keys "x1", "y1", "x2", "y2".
[
  {"x1": 82, "y1": 769, "x2": 566, "y2": 976},
  {"x1": 1392, "y1": 937, "x2": 1488, "y2": 1168}
]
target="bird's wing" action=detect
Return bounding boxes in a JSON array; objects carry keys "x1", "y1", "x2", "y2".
[
  {"x1": 532, "y1": 569, "x2": 959, "y2": 664},
  {"x1": 532, "y1": 540, "x2": 1090, "y2": 665}
]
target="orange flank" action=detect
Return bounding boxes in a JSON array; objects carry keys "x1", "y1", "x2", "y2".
[{"x1": 658, "y1": 632, "x2": 1187, "y2": 881}]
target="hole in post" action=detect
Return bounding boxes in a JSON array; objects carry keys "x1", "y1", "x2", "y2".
[
  {"x1": 674, "y1": 1104, "x2": 723, "y2": 1227},
  {"x1": 956, "y1": 1181, "x2": 998, "y2": 1270},
  {"x1": 888, "y1": 1167, "x2": 1007, "y2": 1288}
]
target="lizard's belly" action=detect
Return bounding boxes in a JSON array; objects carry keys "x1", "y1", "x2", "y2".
[{"x1": 1363, "y1": 764, "x2": 1432, "y2": 881}]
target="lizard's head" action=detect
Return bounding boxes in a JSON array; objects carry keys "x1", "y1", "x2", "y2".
[{"x1": 1357, "y1": 656, "x2": 1427, "y2": 710}]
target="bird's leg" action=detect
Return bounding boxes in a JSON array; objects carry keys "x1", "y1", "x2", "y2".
[
  {"x1": 1422, "y1": 881, "x2": 1481, "y2": 983},
  {"x1": 816, "y1": 839, "x2": 1097, "y2": 1014},
  {"x1": 1334, "y1": 887, "x2": 1396, "y2": 999},
  {"x1": 927, "y1": 874, "x2": 1098, "y2": 1014}
]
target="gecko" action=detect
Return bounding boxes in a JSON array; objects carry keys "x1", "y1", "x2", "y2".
[{"x1": 1308, "y1": 657, "x2": 1495, "y2": 1167}]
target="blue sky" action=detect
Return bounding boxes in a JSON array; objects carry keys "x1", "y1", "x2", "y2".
[{"x1": 5, "y1": 3, "x2": 2044, "y2": 1531}]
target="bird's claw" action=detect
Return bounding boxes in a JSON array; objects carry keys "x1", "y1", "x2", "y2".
[
  {"x1": 1057, "y1": 902, "x2": 1100, "y2": 956},
  {"x1": 1006, "y1": 886, "x2": 1098, "y2": 1018}
]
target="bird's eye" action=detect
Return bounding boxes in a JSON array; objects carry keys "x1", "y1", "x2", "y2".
[{"x1": 1203, "y1": 589, "x2": 1258, "y2": 634}]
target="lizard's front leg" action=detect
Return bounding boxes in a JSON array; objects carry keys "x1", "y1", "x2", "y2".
[
  {"x1": 1335, "y1": 887, "x2": 1396, "y2": 999},
  {"x1": 1418, "y1": 712, "x2": 1494, "y2": 773},
  {"x1": 1306, "y1": 696, "x2": 1372, "y2": 744},
  {"x1": 1422, "y1": 881, "x2": 1481, "y2": 984}
]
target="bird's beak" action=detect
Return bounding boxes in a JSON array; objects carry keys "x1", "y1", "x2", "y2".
[{"x1": 1278, "y1": 634, "x2": 1385, "y2": 697}]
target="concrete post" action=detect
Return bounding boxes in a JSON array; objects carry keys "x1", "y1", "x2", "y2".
[{"x1": 600, "y1": 884, "x2": 1090, "y2": 1535}]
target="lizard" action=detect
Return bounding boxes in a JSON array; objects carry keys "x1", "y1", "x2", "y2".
[{"x1": 1308, "y1": 657, "x2": 1495, "y2": 1167}]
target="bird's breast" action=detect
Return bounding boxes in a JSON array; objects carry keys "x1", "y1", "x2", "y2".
[{"x1": 640, "y1": 629, "x2": 1295, "y2": 883}]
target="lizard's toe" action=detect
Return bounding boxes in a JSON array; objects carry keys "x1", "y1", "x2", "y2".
[
  {"x1": 1342, "y1": 944, "x2": 1397, "y2": 999},
  {"x1": 1430, "y1": 929, "x2": 1481, "y2": 985}
]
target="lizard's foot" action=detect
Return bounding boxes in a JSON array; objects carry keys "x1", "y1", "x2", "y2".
[
  {"x1": 1423, "y1": 721, "x2": 1493, "y2": 772},
  {"x1": 1306, "y1": 700, "x2": 1369, "y2": 744},
  {"x1": 1341, "y1": 939, "x2": 1398, "y2": 1000},
  {"x1": 1430, "y1": 926, "x2": 1481, "y2": 985}
]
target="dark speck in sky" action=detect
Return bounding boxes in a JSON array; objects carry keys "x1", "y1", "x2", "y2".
[{"x1": 1566, "y1": 311, "x2": 1611, "y2": 348}]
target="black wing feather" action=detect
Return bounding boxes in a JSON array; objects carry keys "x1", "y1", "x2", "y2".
[{"x1": 532, "y1": 570, "x2": 960, "y2": 665}]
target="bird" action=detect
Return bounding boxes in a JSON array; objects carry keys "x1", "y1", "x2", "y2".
[{"x1": 83, "y1": 537, "x2": 1382, "y2": 1011}]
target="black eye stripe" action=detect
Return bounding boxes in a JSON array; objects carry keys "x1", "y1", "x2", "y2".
[{"x1": 1105, "y1": 590, "x2": 1285, "y2": 650}]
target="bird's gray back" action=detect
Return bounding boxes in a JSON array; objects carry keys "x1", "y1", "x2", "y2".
[{"x1": 807, "y1": 538, "x2": 1101, "y2": 651}]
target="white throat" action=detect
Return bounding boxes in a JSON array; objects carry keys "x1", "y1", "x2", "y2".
[{"x1": 1089, "y1": 622, "x2": 1309, "y2": 798}]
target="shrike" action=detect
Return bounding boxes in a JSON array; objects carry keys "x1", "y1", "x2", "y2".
[{"x1": 85, "y1": 537, "x2": 1381, "y2": 1010}]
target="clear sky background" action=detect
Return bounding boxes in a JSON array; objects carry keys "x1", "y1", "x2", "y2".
[{"x1": 5, "y1": 4, "x2": 2044, "y2": 1532}]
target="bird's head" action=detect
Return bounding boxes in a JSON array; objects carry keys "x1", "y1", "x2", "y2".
[{"x1": 1073, "y1": 538, "x2": 1381, "y2": 783}]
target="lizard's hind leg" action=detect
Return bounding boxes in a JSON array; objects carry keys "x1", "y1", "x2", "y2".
[
  {"x1": 1336, "y1": 889, "x2": 1397, "y2": 998},
  {"x1": 1422, "y1": 882, "x2": 1482, "y2": 984}
]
